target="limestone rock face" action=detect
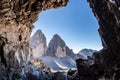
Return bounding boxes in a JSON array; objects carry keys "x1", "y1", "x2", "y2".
[
  {"x1": 47, "y1": 34, "x2": 74, "y2": 58},
  {"x1": 0, "y1": 24, "x2": 31, "y2": 68},
  {"x1": 88, "y1": 0, "x2": 120, "y2": 79},
  {"x1": 0, "y1": 0, "x2": 69, "y2": 25},
  {"x1": 76, "y1": 0, "x2": 120, "y2": 79},
  {"x1": 0, "y1": 0, "x2": 68, "y2": 79},
  {"x1": 47, "y1": 34, "x2": 67, "y2": 58},
  {"x1": 56, "y1": 45, "x2": 67, "y2": 58},
  {"x1": 30, "y1": 29, "x2": 47, "y2": 58}
]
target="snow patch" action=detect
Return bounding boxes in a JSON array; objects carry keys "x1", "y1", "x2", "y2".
[
  {"x1": 54, "y1": 61, "x2": 68, "y2": 70},
  {"x1": 39, "y1": 56, "x2": 76, "y2": 70}
]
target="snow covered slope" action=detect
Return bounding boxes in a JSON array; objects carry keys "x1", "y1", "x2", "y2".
[
  {"x1": 30, "y1": 29, "x2": 85, "y2": 70},
  {"x1": 39, "y1": 56, "x2": 76, "y2": 70}
]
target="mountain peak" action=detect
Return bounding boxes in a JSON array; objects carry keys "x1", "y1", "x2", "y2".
[
  {"x1": 52, "y1": 34, "x2": 64, "y2": 43},
  {"x1": 35, "y1": 29, "x2": 42, "y2": 34},
  {"x1": 46, "y1": 34, "x2": 76, "y2": 58},
  {"x1": 30, "y1": 29, "x2": 47, "y2": 58},
  {"x1": 33, "y1": 29, "x2": 44, "y2": 37},
  {"x1": 53, "y1": 34, "x2": 60, "y2": 38},
  {"x1": 50, "y1": 34, "x2": 66, "y2": 48}
]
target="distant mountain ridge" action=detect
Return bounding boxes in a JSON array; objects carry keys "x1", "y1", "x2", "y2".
[
  {"x1": 78, "y1": 48, "x2": 97, "y2": 58},
  {"x1": 30, "y1": 29, "x2": 96, "y2": 70},
  {"x1": 30, "y1": 29, "x2": 82, "y2": 59}
]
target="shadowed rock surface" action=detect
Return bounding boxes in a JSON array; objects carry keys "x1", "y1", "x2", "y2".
[
  {"x1": 0, "y1": 0, "x2": 68, "y2": 79},
  {"x1": 76, "y1": 0, "x2": 120, "y2": 80}
]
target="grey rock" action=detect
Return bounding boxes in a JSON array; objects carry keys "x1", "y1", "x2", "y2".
[
  {"x1": 47, "y1": 34, "x2": 77, "y2": 58},
  {"x1": 0, "y1": 0, "x2": 68, "y2": 79},
  {"x1": 30, "y1": 29, "x2": 47, "y2": 58}
]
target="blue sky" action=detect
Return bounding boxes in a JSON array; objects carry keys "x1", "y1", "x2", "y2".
[{"x1": 32, "y1": 0, "x2": 103, "y2": 53}]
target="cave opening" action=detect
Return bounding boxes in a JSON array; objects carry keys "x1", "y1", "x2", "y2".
[
  {"x1": 0, "y1": 0, "x2": 120, "y2": 79},
  {"x1": 31, "y1": 0, "x2": 103, "y2": 54}
]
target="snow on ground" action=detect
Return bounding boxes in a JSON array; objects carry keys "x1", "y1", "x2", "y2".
[
  {"x1": 39, "y1": 56, "x2": 77, "y2": 70},
  {"x1": 54, "y1": 61, "x2": 68, "y2": 70}
]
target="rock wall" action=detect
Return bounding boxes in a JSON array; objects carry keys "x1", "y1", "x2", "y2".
[
  {"x1": 0, "y1": 0, "x2": 68, "y2": 78},
  {"x1": 76, "y1": 0, "x2": 120, "y2": 80},
  {"x1": 30, "y1": 29, "x2": 47, "y2": 58},
  {"x1": 47, "y1": 34, "x2": 67, "y2": 58},
  {"x1": 88, "y1": 0, "x2": 120, "y2": 78}
]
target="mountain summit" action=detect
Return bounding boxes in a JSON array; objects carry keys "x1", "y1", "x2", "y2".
[
  {"x1": 30, "y1": 29, "x2": 47, "y2": 58},
  {"x1": 46, "y1": 34, "x2": 74, "y2": 58}
]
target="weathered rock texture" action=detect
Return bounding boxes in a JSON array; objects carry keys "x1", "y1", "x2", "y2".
[
  {"x1": 0, "y1": 0, "x2": 68, "y2": 79},
  {"x1": 47, "y1": 34, "x2": 75, "y2": 58},
  {"x1": 76, "y1": 0, "x2": 120, "y2": 80},
  {"x1": 30, "y1": 29, "x2": 47, "y2": 58},
  {"x1": 89, "y1": 0, "x2": 120, "y2": 79},
  {"x1": 47, "y1": 34, "x2": 67, "y2": 58}
]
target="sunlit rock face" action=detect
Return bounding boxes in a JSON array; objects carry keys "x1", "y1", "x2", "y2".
[
  {"x1": 31, "y1": 59, "x2": 46, "y2": 68},
  {"x1": 47, "y1": 34, "x2": 67, "y2": 58},
  {"x1": 30, "y1": 29, "x2": 47, "y2": 58},
  {"x1": 47, "y1": 34, "x2": 74, "y2": 58},
  {"x1": 0, "y1": 24, "x2": 31, "y2": 68},
  {"x1": 76, "y1": 0, "x2": 120, "y2": 79},
  {"x1": 56, "y1": 45, "x2": 67, "y2": 58},
  {"x1": 0, "y1": 0, "x2": 68, "y2": 79}
]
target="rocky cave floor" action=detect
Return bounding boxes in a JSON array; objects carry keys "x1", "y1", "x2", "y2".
[
  {"x1": 0, "y1": 57, "x2": 115, "y2": 80},
  {"x1": 0, "y1": 59, "x2": 79, "y2": 80}
]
